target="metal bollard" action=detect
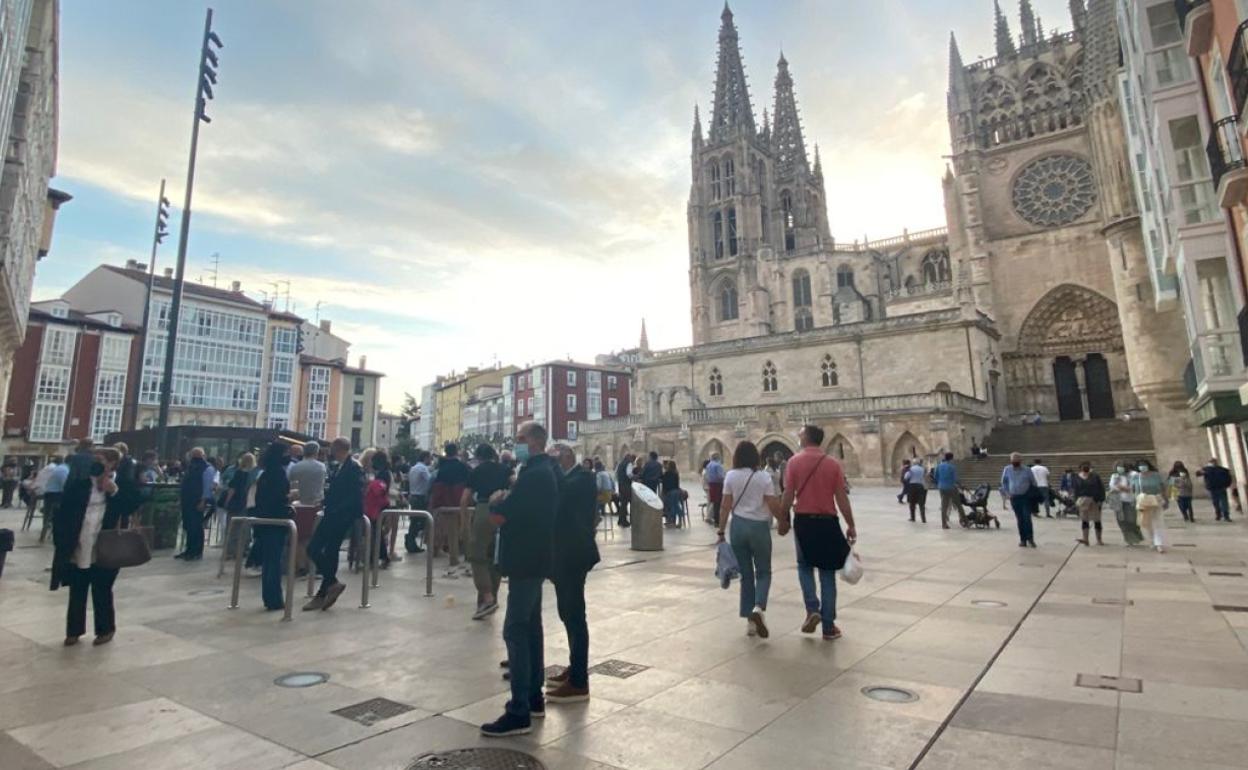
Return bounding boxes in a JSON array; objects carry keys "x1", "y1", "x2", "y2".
[
  {"x1": 371, "y1": 509, "x2": 435, "y2": 597},
  {"x1": 358, "y1": 516, "x2": 372, "y2": 609},
  {"x1": 218, "y1": 516, "x2": 247, "y2": 579},
  {"x1": 226, "y1": 517, "x2": 299, "y2": 622},
  {"x1": 228, "y1": 519, "x2": 251, "y2": 610},
  {"x1": 306, "y1": 512, "x2": 323, "y2": 598}
]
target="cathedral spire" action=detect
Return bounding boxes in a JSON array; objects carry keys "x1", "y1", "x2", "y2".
[
  {"x1": 772, "y1": 51, "x2": 808, "y2": 177},
  {"x1": 761, "y1": 108, "x2": 771, "y2": 142},
  {"x1": 1019, "y1": 0, "x2": 1038, "y2": 47},
  {"x1": 639, "y1": 318, "x2": 650, "y2": 352},
  {"x1": 692, "y1": 104, "x2": 703, "y2": 147},
  {"x1": 994, "y1": 0, "x2": 1016, "y2": 58},
  {"x1": 709, "y1": 3, "x2": 756, "y2": 142},
  {"x1": 948, "y1": 31, "x2": 971, "y2": 115},
  {"x1": 813, "y1": 144, "x2": 823, "y2": 179},
  {"x1": 948, "y1": 31, "x2": 964, "y2": 82}
]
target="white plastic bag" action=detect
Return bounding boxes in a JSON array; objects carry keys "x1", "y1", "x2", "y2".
[
  {"x1": 839, "y1": 550, "x2": 864, "y2": 584},
  {"x1": 715, "y1": 541, "x2": 740, "y2": 589}
]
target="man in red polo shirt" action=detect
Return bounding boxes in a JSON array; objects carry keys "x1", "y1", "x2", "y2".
[{"x1": 779, "y1": 424, "x2": 857, "y2": 640}]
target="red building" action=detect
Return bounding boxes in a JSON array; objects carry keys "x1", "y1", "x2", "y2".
[
  {"x1": 504, "y1": 361, "x2": 631, "y2": 442},
  {"x1": 2, "y1": 299, "x2": 141, "y2": 459}
]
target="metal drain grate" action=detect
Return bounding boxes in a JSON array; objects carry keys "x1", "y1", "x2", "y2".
[
  {"x1": 188, "y1": 588, "x2": 225, "y2": 596},
  {"x1": 1091, "y1": 597, "x2": 1133, "y2": 606},
  {"x1": 1076, "y1": 673, "x2": 1142, "y2": 693},
  {"x1": 274, "y1": 672, "x2": 329, "y2": 688},
  {"x1": 589, "y1": 659, "x2": 650, "y2": 679},
  {"x1": 971, "y1": 600, "x2": 1008, "y2": 608},
  {"x1": 332, "y1": 697, "x2": 415, "y2": 726},
  {"x1": 862, "y1": 685, "x2": 919, "y2": 703},
  {"x1": 1172, "y1": 543, "x2": 1197, "y2": 548},
  {"x1": 1209, "y1": 572, "x2": 1245, "y2": 578},
  {"x1": 1213, "y1": 605, "x2": 1248, "y2": 613},
  {"x1": 407, "y1": 748, "x2": 546, "y2": 769},
  {"x1": 1097, "y1": 564, "x2": 1127, "y2": 569}
]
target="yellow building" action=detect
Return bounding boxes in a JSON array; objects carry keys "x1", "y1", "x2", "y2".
[{"x1": 431, "y1": 365, "x2": 516, "y2": 451}]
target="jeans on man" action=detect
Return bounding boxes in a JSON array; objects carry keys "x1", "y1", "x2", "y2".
[
  {"x1": 181, "y1": 502, "x2": 204, "y2": 557},
  {"x1": 553, "y1": 569, "x2": 590, "y2": 689},
  {"x1": 795, "y1": 539, "x2": 837, "y2": 633},
  {"x1": 1010, "y1": 495, "x2": 1035, "y2": 544},
  {"x1": 730, "y1": 516, "x2": 772, "y2": 617},
  {"x1": 1210, "y1": 489, "x2": 1231, "y2": 520},
  {"x1": 256, "y1": 527, "x2": 288, "y2": 610},
  {"x1": 938, "y1": 489, "x2": 965, "y2": 527},
  {"x1": 307, "y1": 514, "x2": 354, "y2": 596},
  {"x1": 503, "y1": 577, "x2": 545, "y2": 719}
]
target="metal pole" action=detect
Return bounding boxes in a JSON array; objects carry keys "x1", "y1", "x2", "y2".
[
  {"x1": 129, "y1": 178, "x2": 166, "y2": 433},
  {"x1": 157, "y1": 8, "x2": 215, "y2": 459},
  {"x1": 281, "y1": 519, "x2": 297, "y2": 622},
  {"x1": 370, "y1": 514, "x2": 381, "y2": 589},
  {"x1": 306, "y1": 512, "x2": 322, "y2": 597},
  {"x1": 229, "y1": 518, "x2": 249, "y2": 609},
  {"x1": 359, "y1": 516, "x2": 371, "y2": 608},
  {"x1": 372, "y1": 510, "x2": 435, "y2": 598},
  {"x1": 217, "y1": 514, "x2": 242, "y2": 579}
]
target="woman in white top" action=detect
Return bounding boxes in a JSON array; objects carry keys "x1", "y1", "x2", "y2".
[{"x1": 717, "y1": 440, "x2": 781, "y2": 638}]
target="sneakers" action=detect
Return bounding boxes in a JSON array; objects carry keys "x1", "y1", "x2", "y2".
[
  {"x1": 748, "y1": 607, "x2": 769, "y2": 639},
  {"x1": 93, "y1": 632, "x2": 114, "y2": 646},
  {"x1": 801, "y1": 611, "x2": 820, "y2": 634},
  {"x1": 545, "y1": 668, "x2": 569, "y2": 687},
  {"x1": 63, "y1": 636, "x2": 79, "y2": 646},
  {"x1": 480, "y1": 711, "x2": 531, "y2": 737},
  {"x1": 823, "y1": 624, "x2": 843, "y2": 641},
  {"x1": 322, "y1": 582, "x2": 347, "y2": 610},
  {"x1": 746, "y1": 620, "x2": 757, "y2": 637},
  {"x1": 530, "y1": 695, "x2": 545, "y2": 718},
  {"x1": 302, "y1": 595, "x2": 326, "y2": 612},
  {"x1": 472, "y1": 601, "x2": 498, "y2": 620},
  {"x1": 546, "y1": 682, "x2": 590, "y2": 703}
]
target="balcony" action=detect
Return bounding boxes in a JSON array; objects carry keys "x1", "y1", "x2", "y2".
[
  {"x1": 1231, "y1": 19, "x2": 1248, "y2": 119},
  {"x1": 1207, "y1": 116, "x2": 1248, "y2": 208},
  {"x1": 1176, "y1": 0, "x2": 1213, "y2": 56}
]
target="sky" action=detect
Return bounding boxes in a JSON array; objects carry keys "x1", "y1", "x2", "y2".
[{"x1": 34, "y1": 0, "x2": 1078, "y2": 411}]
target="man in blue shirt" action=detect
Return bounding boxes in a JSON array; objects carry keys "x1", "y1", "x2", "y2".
[
  {"x1": 704, "y1": 453, "x2": 726, "y2": 526},
  {"x1": 933, "y1": 452, "x2": 963, "y2": 529},
  {"x1": 1001, "y1": 452, "x2": 1038, "y2": 548},
  {"x1": 38, "y1": 456, "x2": 69, "y2": 543}
]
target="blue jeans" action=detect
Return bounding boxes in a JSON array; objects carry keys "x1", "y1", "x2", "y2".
[
  {"x1": 256, "y1": 527, "x2": 288, "y2": 610},
  {"x1": 1210, "y1": 489, "x2": 1230, "y2": 520},
  {"x1": 1010, "y1": 495, "x2": 1035, "y2": 544},
  {"x1": 730, "y1": 517, "x2": 772, "y2": 618},
  {"x1": 1176, "y1": 496, "x2": 1193, "y2": 520},
  {"x1": 503, "y1": 577, "x2": 544, "y2": 719},
  {"x1": 796, "y1": 539, "x2": 837, "y2": 632},
  {"x1": 663, "y1": 490, "x2": 683, "y2": 524}
]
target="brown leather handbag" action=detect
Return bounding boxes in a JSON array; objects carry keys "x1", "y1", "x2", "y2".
[{"x1": 94, "y1": 525, "x2": 152, "y2": 570}]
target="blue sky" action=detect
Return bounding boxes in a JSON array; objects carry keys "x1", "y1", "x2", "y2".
[{"x1": 35, "y1": 0, "x2": 1077, "y2": 410}]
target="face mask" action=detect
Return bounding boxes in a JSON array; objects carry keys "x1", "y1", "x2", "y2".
[
  {"x1": 90, "y1": 461, "x2": 106, "y2": 477},
  {"x1": 1138, "y1": 465, "x2": 1147, "y2": 472},
  {"x1": 1115, "y1": 467, "x2": 1125, "y2": 474},
  {"x1": 1011, "y1": 461, "x2": 1020, "y2": 468},
  {"x1": 514, "y1": 444, "x2": 531, "y2": 464}
]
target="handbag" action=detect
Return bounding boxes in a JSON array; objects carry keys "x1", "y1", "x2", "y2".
[
  {"x1": 840, "y1": 550, "x2": 864, "y2": 584},
  {"x1": 94, "y1": 525, "x2": 152, "y2": 569}
]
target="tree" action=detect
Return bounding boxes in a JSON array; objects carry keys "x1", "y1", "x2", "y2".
[
  {"x1": 398, "y1": 392, "x2": 420, "y2": 438},
  {"x1": 389, "y1": 435, "x2": 419, "y2": 463}
]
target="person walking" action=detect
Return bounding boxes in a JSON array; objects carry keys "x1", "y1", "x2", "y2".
[
  {"x1": 1197, "y1": 458, "x2": 1234, "y2": 522},
  {"x1": 303, "y1": 438, "x2": 364, "y2": 611},
  {"x1": 1108, "y1": 461, "x2": 1145, "y2": 546},
  {"x1": 545, "y1": 444, "x2": 600, "y2": 703},
  {"x1": 1133, "y1": 460, "x2": 1169, "y2": 553},
  {"x1": 660, "y1": 460, "x2": 682, "y2": 527},
  {"x1": 704, "y1": 453, "x2": 726, "y2": 528},
  {"x1": 896, "y1": 459, "x2": 910, "y2": 504},
  {"x1": 614, "y1": 454, "x2": 634, "y2": 528},
  {"x1": 253, "y1": 443, "x2": 293, "y2": 611},
  {"x1": 405, "y1": 450, "x2": 432, "y2": 553},
  {"x1": 1073, "y1": 463, "x2": 1105, "y2": 546},
  {"x1": 1001, "y1": 452, "x2": 1038, "y2": 548},
  {"x1": 51, "y1": 447, "x2": 126, "y2": 646},
  {"x1": 717, "y1": 440, "x2": 779, "y2": 638},
  {"x1": 463, "y1": 444, "x2": 511, "y2": 619},
  {"x1": 175, "y1": 448, "x2": 214, "y2": 560},
  {"x1": 481, "y1": 421, "x2": 559, "y2": 737},
  {"x1": 1031, "y1": 458, "x2": 1053, "y2": 517},
  {"x1": 904, "y1": 459, "x2": 927, "y2": 523},
  {"x1": 933, "y1": 452, "x2": 963, "y2": 529},
  {"x1": 1168, "y1": 461, "x2": 1195, "y2": 523},
  {"x1": 35, "y1": 456, "x2": 68, "y2": 542},
  {"x1": 779, "y1": 425, "x2": 856, "y2": 641}
]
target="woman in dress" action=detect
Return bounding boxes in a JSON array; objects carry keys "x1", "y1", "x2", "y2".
[
  {"x1": 1167, "y1": 461, "x2": 1195, "y2": 523},
  {"x1": 1132, "y1": 459, "x2": 1170, "y2": 554},
  {"x1": 51, "y1": 447, "x2": 125, "y2": 646},
  {"x1": 252, "y1": 442, "x2": 293, "y2": 611},
  {"x1": 717, "y1": 441, "x2": 780, "y2": 638},
  {"x1": 1108, "y1": 460, "x2": 1144, "y2": 546}
]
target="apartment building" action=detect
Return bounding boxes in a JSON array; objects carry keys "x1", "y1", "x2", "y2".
[{"x1": 504, "y1": 361, "x2": 631, "y2": 443}]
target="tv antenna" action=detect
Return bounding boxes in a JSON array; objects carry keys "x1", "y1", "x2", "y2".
[{"x1": 207, "y1": 252, "x2": 220, "y2": 287}]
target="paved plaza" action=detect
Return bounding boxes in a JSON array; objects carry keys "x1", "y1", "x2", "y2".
[{"x1": 2, "y1": 486, "x2": 1248, "y2": 770}]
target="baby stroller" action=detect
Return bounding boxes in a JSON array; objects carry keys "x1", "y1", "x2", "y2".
[
  {"x1": 959, "y1": 484, "x2": 1000, "y2": 529},
  {"x1": 1054, "y1": 488, "x2": 1078, "y2": 518}
]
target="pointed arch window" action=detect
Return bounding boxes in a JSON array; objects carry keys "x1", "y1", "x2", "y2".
[
  {"x1": 762, "y1": 360, "x2": 778, "y2": 392},
  {"x1": 727, "y1": 207, "x2": 738, "y2": 256},
  {"x1": 794, "y1": 308, "x2": 813, "y2": 332},
  {"x1": 781, "y1": 192, "x2": 796, "y2": 253},
  {"x1": 712, "y1": 210, "x2": 724, "y2": 260},
  {"x1": 921, "y1": 249, "x2": 951, "y2": 284},
  {"x1": 836, "y1": 264, "x2": 854, "y2": 289},
  {"x1": 821, "y1": 354, "x2": 838, "y2": 387},
  {"x1": 709, "y1": 163, "x2": 721, "y2": 201},
  {"x1": 708, "y1": 367, "x2": 723, "y2": 397},
  {"x1": 723, "y1": 156, "x2": 735, "y2": 196},
  {"x1": 718, "y1": 281, "x2": 739, "y2": 321},
  {"x1": 792, "y1": 269, "x2": 812, "y2": 307}
]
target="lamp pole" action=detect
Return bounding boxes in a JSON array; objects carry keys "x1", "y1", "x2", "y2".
[
  {"x1": 157, "y1": 8, "x2": 223, "y2": 459},
  {"x1": 129, "y1": 179, "x2": 170, "y2": 431}
]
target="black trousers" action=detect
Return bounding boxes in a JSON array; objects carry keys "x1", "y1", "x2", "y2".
[
  {"x1": 1, "y1": 480, "x2": 15, "y2": 507},
  {"x1": 307, "y1": 514, "x2": 354, "y2": 596},
  {"x1": 66, "y1": 565, "x2": 119, "y2": 638},
  {"x1": 181, "y1": 502, "x2": 204, "y2": 557},
  {"x1": 553, "y1": 568, "x2": 590, "y2": 689}
]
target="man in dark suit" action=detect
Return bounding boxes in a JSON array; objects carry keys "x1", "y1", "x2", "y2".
[
  {"x1": 303, "y1": 437, "x2": 365, "y2": 611},
  {"x1": 545, "y1": 444, "x2": 600, "y2": 704}
]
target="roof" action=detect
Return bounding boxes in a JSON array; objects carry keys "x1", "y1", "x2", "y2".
[
  {"x1": 102, "y1": 264, "x2": 268, "y2": 310},
  {"x1": 512, "y1": 360, "x2": 633, "y2": 376},
  {"x1": 28, "y1": 307, "x2": 140, "y2": 333},
  {"x1": 343, "y1": 366, "x2": 385, "y2": 377},
  {"x1": 267, "y1": 310, "x2": 304, "y2": 323},
  {"x1": 297, "y1": 355, "x2": 384, "y2": 377}
]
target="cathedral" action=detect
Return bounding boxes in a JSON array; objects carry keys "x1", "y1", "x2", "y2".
[{"x1": 581, "y1": 1, "x2": 1207, "y2": 480}]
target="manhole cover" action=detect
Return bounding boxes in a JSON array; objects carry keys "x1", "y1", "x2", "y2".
[
  {"x1": 589, "y1": 659, "x2": 650, "y2": 679},
  {"x1": 274, "y1": 672, "x2": 329, "y2": 688},
  {"x1": 407, "y1": 748, "x2": 546, "y2": 769},
  {"x1": 189, "y1": 588, "x2": 225, "y2": 596},
  {"x1": 332, "y1": 697, "x2": 414, "y2": 726},
  {"x1": 861, "y1": 686, "x2": 919, "y2": 703},
  {"x1": 971, "y1": 600, "x2": 1008, "y2": 608}
]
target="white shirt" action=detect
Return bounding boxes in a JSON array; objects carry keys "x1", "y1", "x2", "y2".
[
  {"x1": 1031, "y1": 464, "x2": 1050, "y2": 487},
  {"x1": 75, "y1": 486, "x2": 108, "y2": 569},
  {"x1": 723, "y1": 468, "x2": 776, "y2": 522}
]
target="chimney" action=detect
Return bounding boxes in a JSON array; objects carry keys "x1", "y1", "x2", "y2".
[
  {"x1": 359, "y1": 355, "x2": 367, "y2": 370},
  {"x1": 163, "y1": 267, "x2": 173, "y2": 279},
  {"x1": 230, "y1": 280, "x2": 241, "y2": 292},
  {"x1": 125, "y1": 259, "x2": 139, "y2": 270},
  {"x1": 319, "y1": 320, "x2": 332, "y2": 333}
]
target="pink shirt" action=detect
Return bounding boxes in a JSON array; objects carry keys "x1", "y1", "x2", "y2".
[{"x1": 784, "y1": 447, "x2": 846, "y2": 515}]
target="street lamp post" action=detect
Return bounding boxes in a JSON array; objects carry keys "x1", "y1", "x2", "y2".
[
  {"x1": 156, "y1": 8, "x2": 223, "y2": 459},
  {"x1": 129, "y1": 179, "x2": 170, "y2": 430}
]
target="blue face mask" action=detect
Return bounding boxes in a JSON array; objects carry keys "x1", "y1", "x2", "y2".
[{"x1": 514, "y1": 444, "x2": 531, "y2": 464}]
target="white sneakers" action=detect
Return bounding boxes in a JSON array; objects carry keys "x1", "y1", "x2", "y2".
[{"x1": 747, "y1": 607, "x2": 769, "y2": 638}]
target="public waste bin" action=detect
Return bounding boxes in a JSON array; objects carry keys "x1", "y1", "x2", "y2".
[{"x1": 630, "y1": 482, "x2": 664, "y2": 552}]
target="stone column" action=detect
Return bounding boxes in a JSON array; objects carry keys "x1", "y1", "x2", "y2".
[{"x1": 1075, "y1": 356, "x2": 1090, "y2": 421}]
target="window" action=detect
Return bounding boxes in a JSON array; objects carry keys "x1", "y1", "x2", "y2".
[
  {"x1": 49, "y1": 305, "x2": 68, "y2": 319},
  {"x1": 527, "y1": 397, "x2": 533, "y2": 415},
  {"x1": 762, "y1": 361, "x2": 778, "y2": 393},
  {"x1": 795, "y1": 308, "x2": 814, "y2": 332},
  {"x1": 709, "y1": 367, "x2": 724, "y2": 397},
  {"x1": 351, "y1": 427, "x2": 362, "y2": 449},
  {"x1": 1145, "y1": 3, "x2": 1180, "y2": 47},
  {"x1": 719, "y1": 281, "x2": 739, "y2": 321},
  {"x1": 587, "y1": 370, "x2": 601, "y2": 387},
  {"x1": 29, "y1": 403, "x2": 65, "y2": 442},
  {"x1": 836, "y1": 264, "x2": 854, "y2": 289},
  {"x1": 1197, "y1": 259, "x2": 1235, "y2": 330},
  {"x1": 712, "y1": 211, "x2": 724, "y2": 259},
  {"x1": 727, "y1": 207, "x2": 738, "y2": 256},
  {"x1": 782, "y1": 192, "x2": 796, "y2": 253},
  {"x1": 709, "y1": 162, "x2": 721, "y2": 200},
  {"x1": 272, "y1": 327, "x2": 297, "y2": 355},
  {"x1": 792, "y1": 269, "x2": 812, "y2": 306},
  {"x1": 36, "y1": 366, "x2": 69, "y2": 401},
  {"x1": 566, "y1": 394, "x2": 577, "y2": 412},
  {"x1": 567, "y1": 370, "x2": 577, "y2": 387},
  {"x1": 354, "y1": 377, "x2": 365, "y2": 395},
  {"x1": 607, "y1": 375, "x2": 618, "y2": 389},
  {"x1": 723, "y1": 156, "x2": 735, "y2": 196},
  {"x1": 821, "y1": 354, "x2": 838, "y2": 387},
  {"x1": 306, "y1": 366, "x2": 331, "y2": 438},
  {"x1": 353, "y1": 400, "x2": 365, "y2": 421},
  {"x1": 1168, "y1": 116, "x2": 1217, "y2": 225},
  {"x1": 566, "y1": 421, "x2": 578, "y2": 441},
  {"x1": 608, "y1": 397, "x2": 619, "y2": 415},
  {"x1": 588, "y1": 393, "x2": 601, "y2": 415},
  {"x1": 517, "y1": 399, "x2": 524, "y2": 416},
  {"x1": 42, "y1": 328, "x2": 75, "y2": 366},
  {"x1": 107, "y1": 313, "x2": 122, "y2": 328},
  {"x1": 100, "y1": 335, "x2": 131, "y2": 369}
]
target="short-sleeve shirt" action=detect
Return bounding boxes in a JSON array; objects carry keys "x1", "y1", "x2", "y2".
[
  {"x1": 784, "y1": 448, "x2": 847, "y2": 515},
  {"x1": 467, "y1": 461, "x2": 511, "y2": 503},
  {"x1": 723, "y1": 468, "x2": 775, "y2": 522},
  {"x1": 1031, "y1": 465, "x2": 1050, "y2": 487},
  {"x1": 904, "y1": 465, "x2": 926, "y2": 485}
]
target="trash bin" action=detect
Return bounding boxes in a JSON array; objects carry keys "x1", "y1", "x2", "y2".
[
  {"x1": 629, "y1": 482, "x2": 664, "y2": 552},
  {"x1": 0, "y1": 528, "x2": 12, "y2": 580}
]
